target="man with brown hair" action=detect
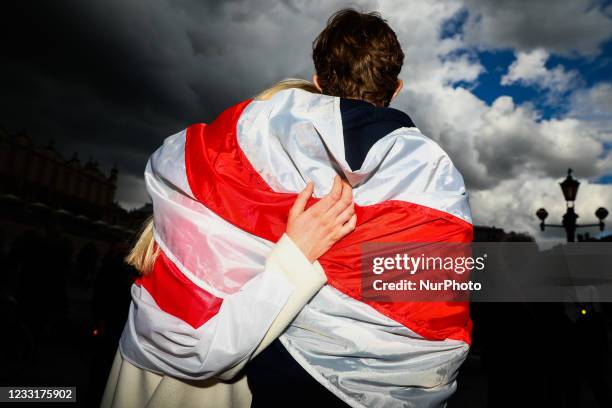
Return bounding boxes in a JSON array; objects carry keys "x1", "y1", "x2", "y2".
[
  {"x1": 247, "y1": 8, "x2": 471, "y2": 408},
  {"x1": 307, "y1": 9, "x2": 414, "y2": 173},
  {"x1": 312, "y1": 8, "x2": 405, "y2": 108}
]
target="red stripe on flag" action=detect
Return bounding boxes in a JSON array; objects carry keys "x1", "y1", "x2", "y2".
[
  {"x1": 136, "y1": 250, "x2": 223, "y2": 329},
  {"x1": 184, "y1": 100, "x2": 473, "y2": 344}
]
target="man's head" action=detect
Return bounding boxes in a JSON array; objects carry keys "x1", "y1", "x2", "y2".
[{"x1": 312, "y1": 9, "x2": 404, "y2": 107}]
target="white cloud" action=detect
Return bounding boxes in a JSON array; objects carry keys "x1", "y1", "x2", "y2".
[
  {"x1": 569, "y1": 82, "x2": 612, "y2": 141},
  {"x1": 473, "y1": 96, "x2": 608, "y2": 180},
  {"x1": 501, "y1": 49, "x2": 580, "y2": 93}
]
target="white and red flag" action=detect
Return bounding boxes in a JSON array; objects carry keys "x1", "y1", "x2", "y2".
[{"x1": 120, "y1": 89, "x2": 473, "y2": 407}]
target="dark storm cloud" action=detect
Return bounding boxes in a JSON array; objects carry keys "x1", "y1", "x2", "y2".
[
  {"x1": 0, "y1": 0, "x2": 350, "y2": 206},
  {"x1": 1, "y1": 1, "x2": 200, "y2": 179}
]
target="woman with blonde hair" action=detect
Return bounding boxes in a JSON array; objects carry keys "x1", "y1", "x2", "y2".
[{"x1": 101, "y1": 79, "x2": 356, "y2": 408}]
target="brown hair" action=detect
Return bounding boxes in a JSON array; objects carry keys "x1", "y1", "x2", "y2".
[{"x1": 312, "y1": 8, "x2": 404, "y2": 107}]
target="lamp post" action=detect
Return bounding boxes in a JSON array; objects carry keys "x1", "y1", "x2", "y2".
[{"x1": 536, "y1": 169, "x2": 608, "y2": 242}]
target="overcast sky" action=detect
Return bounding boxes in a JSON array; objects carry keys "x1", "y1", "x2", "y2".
[{"x1": 1, "y1": 0, "x2": 611, "y2": 243}]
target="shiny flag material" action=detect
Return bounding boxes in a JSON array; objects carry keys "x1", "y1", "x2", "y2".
[{"x1": 120, "y1": 89, "x2": 473, "y2": 407}]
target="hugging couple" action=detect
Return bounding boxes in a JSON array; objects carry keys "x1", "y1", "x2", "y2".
[{"x1": 102, "y1": 8, "x2": 473, "y2": 408}]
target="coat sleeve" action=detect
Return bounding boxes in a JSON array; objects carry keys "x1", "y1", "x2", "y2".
[
  {"x1": 119, "y1": 234, "x2": 327, "y2": 381},
  {"x1": 217, "y1": 235, "x2": 328, "y2": 380}
]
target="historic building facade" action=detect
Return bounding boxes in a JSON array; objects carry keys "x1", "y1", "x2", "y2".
[{"x1": 0, "y1": 128, "x2": 148, "y2": 286}]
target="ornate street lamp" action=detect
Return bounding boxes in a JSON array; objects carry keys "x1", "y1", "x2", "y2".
[
  {"x1": 559, "y1": 168, "x2": 580, "y2": 204},
  {"x1": 536, "y1": 169, "x2": 608, "y2": 242}
]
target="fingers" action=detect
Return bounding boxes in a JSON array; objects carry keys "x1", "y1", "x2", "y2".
[
  {"x1": 327, "y1": 181, "x2": 353, "y2": 217},
  {"x1": 329, "y1": 175, "x2": 342, "y2": 200},
  {"x1": 312, "y1": 175, "x2": 342, "y2": 213},
  {"x1": 289, "y1": 182, "x2": 314, "y2": 218},
  {"x1": 335, "y1": 201, "x2": 355, "y2": 225},
  {"x1": 337, "y1": 214, "x2": 357, "y2": 238}
]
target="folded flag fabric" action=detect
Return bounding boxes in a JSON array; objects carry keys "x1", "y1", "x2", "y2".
[{"x1": 120, "y1": 89, "x2": 473, "y2": 407}]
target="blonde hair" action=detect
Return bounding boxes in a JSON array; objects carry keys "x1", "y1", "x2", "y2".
[
  {"x1": 255, "y1": 78, "x2": 319, "y2": 100},
  {"x1": 127, "y1": 79, "x2": 317, "y2": 275},
  {"x1": 125, "y1": 217, "x2": 159, "y2": 275}
]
